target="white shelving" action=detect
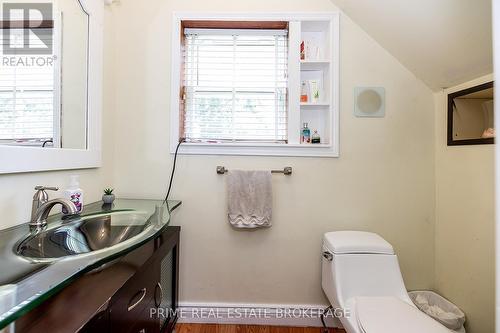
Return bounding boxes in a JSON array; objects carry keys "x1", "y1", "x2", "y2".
[
  {"x1": 300, "y1": 102, "x2": 330, "y2": 107},
  {"x1": 170, "y1": 12, "x2": 339, "y2": 157},
  {"x1": 300, "y1": 60, "x2": 331, "y2": 63},
  {"x1": 300, "y1": 61, "x2": 330, "y2": 72},
  {"x1": 293, "y1": 17, "x2": 337, "y2": 152},
  {"x1": 286, "y1": 143, "x2": 332, "y2": 148}
]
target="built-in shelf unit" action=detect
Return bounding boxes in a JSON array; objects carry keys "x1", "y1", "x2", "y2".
[
  {"x1": 171, "y1": 12, "x2": 339, "y2": 157},
  {"x1": 287, "y1": 15, "x2": 339, "y2": 155},
  {"x1": 291, "y1": 18, "x2": 338, "y2": 156}
]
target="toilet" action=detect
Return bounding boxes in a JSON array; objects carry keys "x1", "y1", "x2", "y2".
[{"x1": 321, "y1": 231, "x2": 451, "y2": 333}]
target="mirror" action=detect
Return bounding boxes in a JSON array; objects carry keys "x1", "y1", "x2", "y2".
[
  {"x1": 448, "y1": 81, "x2": 495, "y2": 146},
  {"x1": 0, "y1": 0, "x2": 89, "y2": 149}
]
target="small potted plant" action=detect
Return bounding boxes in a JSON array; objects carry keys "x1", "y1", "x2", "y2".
[{"x1": 102, "y1": 188, "x2": 115, "y2": 204}]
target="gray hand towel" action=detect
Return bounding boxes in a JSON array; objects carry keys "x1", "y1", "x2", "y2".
[{"x1": 227, "y1": 170, "x2": 272, "y2": 228}]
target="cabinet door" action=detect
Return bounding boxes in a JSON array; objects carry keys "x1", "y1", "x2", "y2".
[
  {"x1": 127, "y1": 300, "x2": 160, "y2": 333},
  {"x1": 153, "y1": 228, "x2": 180, "y2": 333},
  {"x1": 79, "y1": 308, "x2": 109, "y2": 332},
  {"x1": 157, "y1": 248, "x2": 177, "y2": 331}
]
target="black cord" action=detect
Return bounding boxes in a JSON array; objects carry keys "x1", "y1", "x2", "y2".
[
  {"x1": 164, "y1": 138, "x2": 185, "y2": 203},
  {"x1": 42, "y1": 139, "x2": 53, "y2": 147},
  {"x1": 320, "y1": 305, "x2": 333, "y2": 333}
]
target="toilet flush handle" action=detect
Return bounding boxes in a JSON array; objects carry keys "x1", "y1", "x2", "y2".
[{"x1": 322, "y1": 251, "x2": 333, "y2": 261}]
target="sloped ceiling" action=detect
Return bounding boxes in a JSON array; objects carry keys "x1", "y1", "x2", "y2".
[{"x1": 331, "y1": 0, "x2": 493, "y2": 91}]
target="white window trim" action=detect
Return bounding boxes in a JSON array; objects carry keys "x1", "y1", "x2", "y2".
[
  {"x1": 52, "y1": 6, "x2": 63, "y2": 148},
  {"x1": 170, "y1": 11, "x2": 340, "y2": 157},
  {"x1": 0, "y1": 0, "x2": 102, "y2": 174}
]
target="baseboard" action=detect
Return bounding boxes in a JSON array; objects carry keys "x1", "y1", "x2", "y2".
[{"x1": 176, "y1": 303, "x2": 342, "y2": 328}]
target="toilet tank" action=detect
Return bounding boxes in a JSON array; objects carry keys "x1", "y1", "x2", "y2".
[{"x1": 321, "y1": 231, "x2": 412, "y2": 308}]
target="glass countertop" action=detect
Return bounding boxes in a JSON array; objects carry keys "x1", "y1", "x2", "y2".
[{"x1": 0, "y1": 199, "x2": 181, "y2": 330}]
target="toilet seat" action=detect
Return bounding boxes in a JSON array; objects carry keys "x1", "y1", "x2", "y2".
[{"x1": 355, "y1": 297, "x2": 450, "y2": 333}]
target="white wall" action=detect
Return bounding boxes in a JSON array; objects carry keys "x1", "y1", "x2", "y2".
[
  {"x1": 434, "y1": 74, "x2": 495, "y2": 333},
  {"x1": 105, "y1": 0, "x2": 436, "y2": 306}
]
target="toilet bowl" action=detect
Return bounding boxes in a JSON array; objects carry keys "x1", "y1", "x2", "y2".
[{"x1": 321, "y1": 231, "x2": 451, "y2": 333}]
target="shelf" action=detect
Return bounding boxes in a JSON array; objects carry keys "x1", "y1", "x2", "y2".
[
  {"x1": 300, "y1": 60, "x2": 330, "y2": 64},
  {"x1": 291, "y1": 143, "x2": 331, "y2": 148},
  {"x1": 300, "y1": 60, "x2": 330, "y2": 70},
  {"x1": 296, "y1": 18, "x2": 335, "y2": 155},
  {"x1": 300, "y1": 102, "x2": 330, "y2": 107}
]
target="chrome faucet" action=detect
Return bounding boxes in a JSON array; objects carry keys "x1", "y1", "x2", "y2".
[
  {"x1": 31, "y1": 186, "x2": 58, "y2": 219},
  {"x1": 30, "y1": 186, "x2": 78, "y2": 230}
]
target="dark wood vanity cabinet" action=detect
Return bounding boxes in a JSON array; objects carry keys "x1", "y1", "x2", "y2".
[
  {"x1": 83, "y1": 226, "x2": 180, "y2": 333},
  {"x1": 106, "y1": 253, "x2": 161, "y2": 333},
  {"x1": 17, "y1": 226, "x2": 180, "y2": 333}
]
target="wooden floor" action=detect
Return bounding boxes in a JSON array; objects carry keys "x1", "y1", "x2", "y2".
[{"x1": 176, "y1": 323, "x2": 346, "y2": 333}]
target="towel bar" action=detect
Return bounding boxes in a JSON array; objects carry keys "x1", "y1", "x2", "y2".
[{"x1": 216, "y1": 166, "x2": 292, "y2": 175}]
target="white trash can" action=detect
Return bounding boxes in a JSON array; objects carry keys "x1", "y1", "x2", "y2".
[{"x1": 409, "y1": 291, "x2": 466, "y2": 332}]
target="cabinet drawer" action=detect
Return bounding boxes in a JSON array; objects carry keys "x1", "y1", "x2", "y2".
[{"x1": 110, "y1": 259, "x2": 160, "y2": 331}]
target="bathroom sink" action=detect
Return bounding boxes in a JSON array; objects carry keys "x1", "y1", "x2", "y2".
[{"x1": 16, "y1": 211, "x2": 151, "y2": 260}]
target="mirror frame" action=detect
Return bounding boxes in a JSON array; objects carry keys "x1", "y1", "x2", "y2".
[
  {"x1": 0, "y1": 0, "x2": 103, "y2": 174},
  {"x1": 447, "y1": 81, "x2": 495, "y2": 146}
]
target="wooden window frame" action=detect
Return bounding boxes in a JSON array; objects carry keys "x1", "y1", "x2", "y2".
[{"x1": 179, "y1": 20, "x2": 288, "y2": 143}]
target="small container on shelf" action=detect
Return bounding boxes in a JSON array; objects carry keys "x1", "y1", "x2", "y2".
[
  {"x1": 312, "y1": 130, "x2": 321, "y2": 144},
  {"x1": 301, "y1": 38, "x2": 322, "y2": 61},
  {"x1": 301, "y1": 122, "x2": 311, "y2": 144},
  {"x1": 300, "y1": 81, "x2": 308, "y2": 103},
  {"x1": 308, "y1": 80, "x2": 320, "y2": 103}
]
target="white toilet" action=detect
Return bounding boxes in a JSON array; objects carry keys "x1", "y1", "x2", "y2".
[{"x1": 321, "y1": 231, "x2": 451, "y2": 333}]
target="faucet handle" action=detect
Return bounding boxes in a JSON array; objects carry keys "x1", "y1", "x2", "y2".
[
  {"x1": 34, "y1": 186, "x2": 59, "y2": 191},
  {"x1": 33, "y1": 186, "x2": 59, "y2": 202},
  {"x1": 31, "y1": 186, "x2": 59, "y2": 221}
]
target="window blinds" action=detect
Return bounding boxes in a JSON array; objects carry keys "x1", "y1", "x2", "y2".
[
  {"x1": 0, "y1": 28, "x2": 55, "y2": 142},
  {"x1": 183, "y1": 28, "x2": 288, "y2": 143}
]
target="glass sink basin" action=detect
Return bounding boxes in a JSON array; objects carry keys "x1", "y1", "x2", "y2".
[
  {"x1": 0, "y1": 199, "x2": 181, "y2": 332},
  {"x1": 16, "y1": 211, "x2": 151, "y2": 260}
]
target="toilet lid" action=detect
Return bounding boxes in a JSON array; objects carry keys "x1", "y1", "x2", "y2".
[
  {"x1": 355, "y1": 297, "x2": 451, "y2": 333},
  {"x1": 323, "y1": 231, "x2": 394, "y2": 254}
]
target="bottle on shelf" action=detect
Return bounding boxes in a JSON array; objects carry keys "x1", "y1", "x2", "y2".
[
  {"x1": 301, "y1": 122, "x2": 311, "y2": 144},
  {"x1": 308, "y1": 80, "x2": 320, "y2": 103},
  {"x1": 300, "y1": 81, "x2": 308, "y2": 103},
  {"x1": 300, "y1": 41, "x2": 305, "y2": 60},
  {"x1": 312, "y1": 130, "x2": 321, "y2": 144}
]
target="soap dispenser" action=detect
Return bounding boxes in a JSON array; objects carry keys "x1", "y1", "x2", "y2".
[{"x1": 62, "y1": 175, "x2": 84, "y2": 214}]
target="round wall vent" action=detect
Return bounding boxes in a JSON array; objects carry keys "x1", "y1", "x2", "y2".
[{"x1": 354, "y1": 87, "x2": 385, "y2": 117}]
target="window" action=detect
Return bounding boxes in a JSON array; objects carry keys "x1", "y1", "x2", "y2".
[
  {"x1": 171, "y1": 14, "x2": 340, "y2": 157},
  {"x1": 0, "y1": 55, "x2": 55, "y2": 144},
  {"x1": 0, "y1": 22, "x2": 57, "y2": 146},
  {"x1": 182, "y1": 27, "x2": 288, "y2": 143}
]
